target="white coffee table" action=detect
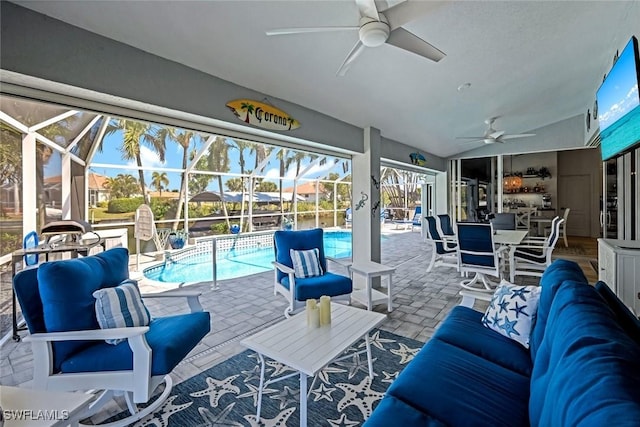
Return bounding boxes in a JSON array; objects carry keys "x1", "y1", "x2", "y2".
[
  {"x1": 0, "y1": 385, "x2": 96, "y2": 426},
  {"x1": 349, "y1": 261, "x2": 395, "y2": 312},
  {"x1": 241, "y1": 304, "x2": 386, "y2": 427}
]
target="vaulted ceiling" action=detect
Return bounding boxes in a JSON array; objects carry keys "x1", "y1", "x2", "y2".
[{"x1": 13, "y1": 1, "x2": 640, "y2": 158}]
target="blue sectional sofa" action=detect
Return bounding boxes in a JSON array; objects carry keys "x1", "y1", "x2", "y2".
[{"x1": 365, "y1": 259, "x2": 640, "y2": 426}]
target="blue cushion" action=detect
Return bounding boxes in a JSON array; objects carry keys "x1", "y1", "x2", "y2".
[
  {"x1": 93, "y1": 280, "x2": 151, "y2": 345},
  {"x1": 434, "y1": 306, "x2": 533, "y2": 376},
  {"x1": 594, "y1": 281, "x2": 640, "y2": 346},
  {"x1": 60, "y1": 311, "x2": 211, "y2": 376},
  {"x1": 281, "y1": 272, "x2": 352, "y2": 301},
  {"x1": 529, "y1": 259, "x2": 587, "y2": 360},
  {"x1": 37, "y1": 248, "x2": 130, "y2": 372},
  {"x1": 365, "y1": 395, "x2": 448, "y2": 427},
  {"x1": 529, "y1": 280, "x2": 640, "y2": 427},
  {"x1": 385, "y1": 337, "x2": 530, "y2": 427},
  {"x1": 290, "y1": 248, "x2": 323, "y2": 278},
  {"x1": 274, "y1": 229, "x2": 327, "y2": 283}
]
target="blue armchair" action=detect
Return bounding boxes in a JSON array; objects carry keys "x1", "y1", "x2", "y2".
[
  {"x1": 273, "y1": 228, "x2": 352, "y2": 317},
  {"x1": 13, "y1": 248, "x2": 211, "y2": 426}
]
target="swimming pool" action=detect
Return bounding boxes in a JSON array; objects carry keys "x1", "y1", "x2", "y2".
[{"x1": 143, "y1": 230, "x2": 355, "y2": 283}]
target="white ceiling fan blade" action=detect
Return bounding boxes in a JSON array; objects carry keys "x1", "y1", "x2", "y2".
[
  {"x1": 266, "y1": 27, "x2": 358, "y2": 36},
  {"x1": 387, "y1": 28, "x2": 445, "y2": 62},
  {"x1": 501, "y1": 133, "x2": 536, "y2": 140},
  {"x1": 337, "y1": 40, "x2": 366, "y2": 76},
  {"x1": 489, "y1": 130, "x2": 506, "y2": 139},
  {"x1": 355, "y1": 0, "x2": 380, "y2": 20},
  {"x1": 383, "y1": 0, "x2": 446, "y2": 30},
  {"x1": 456, "y1": 136, "x2": 485, "y2": 140}
]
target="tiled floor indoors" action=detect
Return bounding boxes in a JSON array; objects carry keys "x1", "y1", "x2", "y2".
[{"x1": 0, "y1": 227, "x2": 598, "y2": 423}]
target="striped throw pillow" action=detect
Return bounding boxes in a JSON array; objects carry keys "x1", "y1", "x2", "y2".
[
  {"x1": 290, "y1": 248, "x2": 324, "y2": 278},
  {"x1": 93, "y1": 279, "x2": 151, "y2": 345}
]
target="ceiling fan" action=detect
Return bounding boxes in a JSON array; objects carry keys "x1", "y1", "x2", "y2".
[
  {"x1": 456, "y1": 117, "x2": 536, "y2": 144},
  {"x1": 265, "y1": 0, "x2": 446, "y2": 76}
]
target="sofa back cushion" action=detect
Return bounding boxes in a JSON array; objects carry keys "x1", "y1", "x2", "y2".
[
  {"x1": 529, "y1": 259, "x2": 587, "y2": 360},
  {"x1": 594, "y1": 281, "x2": 640, "y2": 345},
  {"x1": 37, "y1": 248, "x2": 130, "y2": 371},
  {"x1": 529, "y1": 280, "x2": 640, "y2": 426}
]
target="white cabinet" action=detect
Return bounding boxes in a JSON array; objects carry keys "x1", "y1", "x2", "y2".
[{"x1": 597, "y1": 239, "x2": 640, "y2": 316}]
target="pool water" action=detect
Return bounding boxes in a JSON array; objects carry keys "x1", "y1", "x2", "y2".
[{"x1": 145, "y1": 231, "x2": 355, "y2": 283}]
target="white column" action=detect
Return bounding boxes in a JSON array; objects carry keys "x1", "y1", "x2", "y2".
[
  {"x1": 497, "y1": 155, "x2": 504, "y2": 213},
  {"x1": 22, "y1": 133, "x2": 37, "y2": 235},
  {"x1": 352, "y1": 127, "x2": 381, "y2": 286},
  {"x1": 61, "y1": 152, "x2": 71, "y2": 219},
  {"x1": 315, "y1": 179, "x2": 320, "y2": 228}
]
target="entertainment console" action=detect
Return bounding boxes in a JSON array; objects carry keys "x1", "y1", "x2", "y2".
[{"x1": 598, "y1": 238, "x2": 640, "y2": 316}]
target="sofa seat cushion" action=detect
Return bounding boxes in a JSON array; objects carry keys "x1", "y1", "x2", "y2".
[
  {"x1": 281, "y1": 272, "x2": 352, "y2": 301},
  {"x1": 530, "y1": 280, "x2": 640, "y2": 426},
  {"x1": 60, "y1": 311, "x2": 211, "y2": 376},
  {"x1": 433, "y1": 306, "x2": 533, "y2": 376},
  {"x1": 365, "y1": 395, "x2": 447, "y2": 427},
  {"x1": 384, "y1": 337, "x2": 530, "y2": 427}
]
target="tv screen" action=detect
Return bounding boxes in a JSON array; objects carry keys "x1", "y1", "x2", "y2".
[{"x1": 597, "y1": 36, "x2": 640, "y2": 161}]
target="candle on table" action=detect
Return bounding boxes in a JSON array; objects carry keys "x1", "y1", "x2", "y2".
[{"x1": 319, "y1": 295, "x2": 331, "y2": 326}]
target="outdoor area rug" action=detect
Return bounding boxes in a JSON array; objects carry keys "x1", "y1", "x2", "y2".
[{"x1": 110, "y1": 329, "x2": 424, "y2": 426}]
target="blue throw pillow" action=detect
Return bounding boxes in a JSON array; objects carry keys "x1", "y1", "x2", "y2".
[
  {"x1": 481, "y1": 280, "x2": 541, "y2": 348},
  {"x1": 93, "y1": 279, "x2": 150, "y2": 345},
  {"x1": 290, "y1": 248, "x2": 324, "y2": 278}
]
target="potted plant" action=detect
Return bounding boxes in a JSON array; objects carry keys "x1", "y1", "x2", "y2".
[{"x1": 168, "y1": 230, "x2": 188, "y2": 249}]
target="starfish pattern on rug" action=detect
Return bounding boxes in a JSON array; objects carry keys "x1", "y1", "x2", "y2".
[
  {"x1": 335, "y1": 376, "x2": 385, "y2": 419},
  {"x1": 195, "y1": 403, "x2": 243, "y2": 427},
  {"x1": 241, "y1": 364, "x2": 262, "y2": 383},
  {"x1": 311, "y1": 382, "x2": 337, "y2": 402},
  {"x1": 357, "y1": 330, "x2": 395, "y2": 351},
  {"x1": 335, "y1": 353, "x2": 377, "y2": 380},
  {"x1": 190, "y1": 375, "x2": 240, "y2": 408},
  {"x1": 265, "y1": 360, "x2": 296, "y2": 377},
  {"x1": 134, "y1": 395, "x2": 193, "y2": 427},
  {"x1": 237, "y1": 383, "x2": 278, "y2": 407},
  {"x1": 317, "y1": 365, "x2": 347, "y2": 384},
  {"x1": 381, "y1": 370, "x2": 399, "y2": 384},
  {"x1": 270, "y1": 385, "x2": 300, "y2": 410},
  {"x1": 327, "y1": 413, "x2": 360, "y2": 427},
  {"x1": 390, "y1": 342, "x2": 419, "y2": 364},
  {"x1": 243, "y1": 407, "x2": 296, "y2": 427}
]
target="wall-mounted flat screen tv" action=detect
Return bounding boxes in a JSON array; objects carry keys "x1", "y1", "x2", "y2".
[{"x1": 597, "y1": 36, "x2": 640, "y2": 161}]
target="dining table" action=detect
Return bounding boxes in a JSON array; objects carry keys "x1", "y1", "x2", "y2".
[{"x1": 493, "y1": 229, "x2": 528, "y2": 246}]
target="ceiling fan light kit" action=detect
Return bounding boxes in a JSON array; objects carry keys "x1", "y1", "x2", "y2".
[{"x1": 359, "y1": 17, "x2": 390, "y2": 47}]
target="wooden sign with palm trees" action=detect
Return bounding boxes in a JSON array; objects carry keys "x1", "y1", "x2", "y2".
[{"x1": 226, "y1": 99, "x2": 300, "y2": 131}]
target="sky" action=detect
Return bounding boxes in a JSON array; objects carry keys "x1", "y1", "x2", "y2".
[
  {"x1": 76, "y1": 131, "x2": 349, "y2": 191},
  {"x1": 596, "y1": 37, "x2": 640, "y2": 131}
]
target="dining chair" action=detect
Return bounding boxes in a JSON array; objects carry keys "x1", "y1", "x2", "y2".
[
  {"x1": 490, "y1": 212, "x2": 516, "y2": 230},
  {"x1": 509, "y1": 216, "x2": 564, "y2": 282},
  {"x1": 456, "y1": 222, "x2": 504, "y2": 291},
  {"x1": 544, "y1": 208, "x2": 570, "y2": 247},
  {"x1": 515, "y1": 207, "x2": 537, "y2": 231},
  {"x1": 424, "y1": 216, "x2": 458, "y2": 273}
]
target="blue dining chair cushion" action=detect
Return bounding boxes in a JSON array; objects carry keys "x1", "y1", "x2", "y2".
[
  {"x1": 281, "y1": 272, "x2": 352, "y2": 301},
  {"x1": 37, "y1": 248, "x2": 130, "y2": 372},
  {"x1": 60, "y1": 311, "x2": 211, "y2": 376},
  {"x1": 274, "y1": 228, "x2": 327, "y2": 283},
  {"x1": 514, "y1": 247, "x2": 546, "y2": 263}
]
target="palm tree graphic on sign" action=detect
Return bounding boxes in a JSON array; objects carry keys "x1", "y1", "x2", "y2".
[
  {"x1": 287, "y1": 117, "x2": 295, "y2": 130},
  {"x1": 240, "y1": 102, "x2": 255, "y2": 123}
]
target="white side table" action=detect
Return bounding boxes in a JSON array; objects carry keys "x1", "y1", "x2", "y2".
[
  {"x1": 0, "y1": 386, "x2": 96, "y2": 426},
  {"x1": 349, "y1": 261, "x2": 395, "y2": 312}
]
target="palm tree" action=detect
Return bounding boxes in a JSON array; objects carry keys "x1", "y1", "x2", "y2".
[
  {"x1": 104, "y1": 174, "x2": 139, "y2": 199},
  {"x1": 151, "y1": 171, "x2": 169, "y2": 198},
  {"x1": 208, "y1": 137, "x2": 232, "y2": 230},
  {"x1": 105, "y1": 119, "x2": 167, "y2": 205},
  {"x1": 276, "y1": 148, "x2": 295, "y2": 214},
  {"x1": 240, "y1": 102, "x2": 255, "y2": 123}
]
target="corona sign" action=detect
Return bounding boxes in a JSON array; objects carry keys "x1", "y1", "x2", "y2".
[{"x1": 226, "y1": 99, "x2": 300, "y2": 131}]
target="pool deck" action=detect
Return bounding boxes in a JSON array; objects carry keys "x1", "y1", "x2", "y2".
[{"x1": 0, "y1": 225, "x2": 597, "y2": 422}]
